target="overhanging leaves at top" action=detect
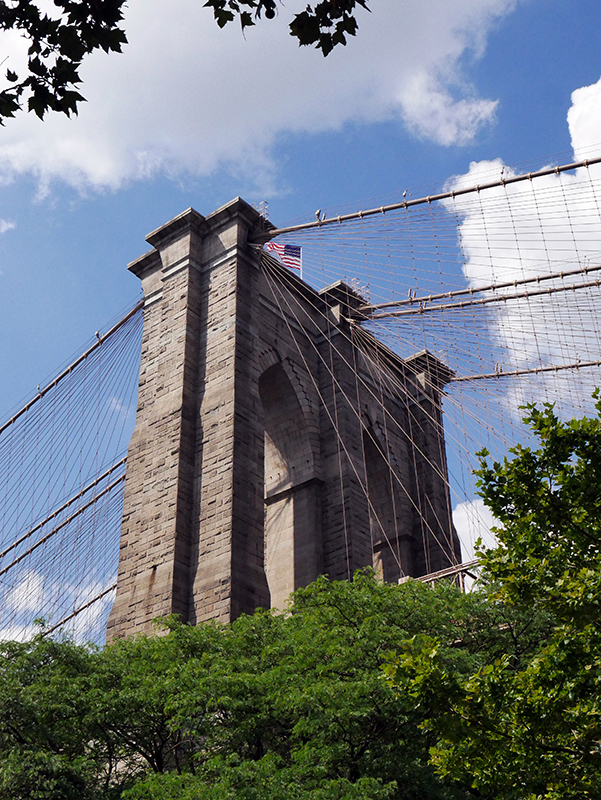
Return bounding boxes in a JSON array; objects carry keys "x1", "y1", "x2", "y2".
[
  {"x1": 0, "y1": 0, "x2": 370, "y2": 123},
  {"x1": 0, "y1": 0, "x2": 128, "y2": 122}
]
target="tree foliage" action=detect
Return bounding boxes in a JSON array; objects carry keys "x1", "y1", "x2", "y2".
[
  {"x1": 387, "y1": 399, "x2": 601, "y2": 800},
  {"x1": 0, "y1": 0, "x2": 128, "y2": 122},
  {"x1": 204, "y1": 0, "x2": 369, "y2": 56},
  {"x1": 0, "y1": 573, "x2": 550, "y2": 799},
  {"x1": 3, "y1": 400, "x2": 600, "y2": 798},
  {"x1": 0, "y1": 0, "x2": 369, "y2": 124}
]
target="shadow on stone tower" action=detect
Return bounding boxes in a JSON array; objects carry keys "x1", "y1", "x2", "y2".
[{"x1": 106, "y1": 198, "x2": 460, "y2": 639}]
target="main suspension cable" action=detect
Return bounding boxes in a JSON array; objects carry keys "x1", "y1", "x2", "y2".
[{"x1": 251, "y1": 156, "x2": 601, "y2": 243}]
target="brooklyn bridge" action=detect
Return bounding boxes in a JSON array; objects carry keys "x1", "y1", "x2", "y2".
[{"x1": 2, "y1": 154, "x2": 601, "y2": 642}]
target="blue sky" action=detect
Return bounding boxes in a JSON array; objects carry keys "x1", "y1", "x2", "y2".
[{"x1": 0, "y1": 0, "x2": 600, "y2": 418}]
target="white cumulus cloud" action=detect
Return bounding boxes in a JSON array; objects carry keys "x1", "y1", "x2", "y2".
[
  {"x1": 0, "y1": 220, "x2": 15, "y2": 234},
  {"x1": 0, "y1": 0, "x2": 515, "y2": 192},
  {"x1": 568, "y1": 78, "x2": 601, "y2": 162},
  {"x1": 446, "y1": 76, "x2": 601, "y2": 415},
  {"x1": 453, "y1": 497, "x2": 497, "y2": 561}
]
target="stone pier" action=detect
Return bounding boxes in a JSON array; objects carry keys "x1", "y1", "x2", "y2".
[{"x1": 106, "y1": 199, "x2": 460, "y2": 639}]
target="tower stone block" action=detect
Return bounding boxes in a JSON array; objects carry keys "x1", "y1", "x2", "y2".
[{"x1": 106, "y1": 199, "x2": 460, "y2": 639}]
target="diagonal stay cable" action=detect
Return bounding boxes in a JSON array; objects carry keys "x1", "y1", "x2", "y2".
[
  {"x1": 0, "y1": 458, "x2": 127, "y2": 563},
  {"x1": 351, "y1": 326, "x2": 458, "y2": 558},
  {"x1": 260, "y1": 253, "x2": 452, "y2": 473},
  {"x1": 0, "y1": 300, "x2": 143, "y2": 439},
  {"x1": 262, "y1": 254, "x2": 464, "y2": 488},
  {"x1": 0, "y1": 474, "x2": 125, "y2": 580},
  {"x1": 261, "y1": 260, "x2": 405, "y2": 573},
  {"x1": 261, "y1": 253, "x2": 465, "y2": 491},
  {"x1": 262, "y1": 257, "x2": 460, "y2": 567}
]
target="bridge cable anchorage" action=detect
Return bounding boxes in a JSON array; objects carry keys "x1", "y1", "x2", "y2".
[
  {"x1": 367, "y1": 275, "x2": 601, "y2": 318},
  {"x1": 0, "y1": 457, "x2": 127, "y2": 564},
  {"x1": 41, "y1": 582, "x2": 117, "y2": 638},
  {"x1": 0, "y1": 474, "x2": 126, "y2": 580},
  {"x1": 250, "y1": 155, "x2": 601, "y2": 243},
  {"x1": 358, "y1": 262, "x2": 601, "y2": 314},
  {"x1": 0, "y1": 299, "x2": 143, "y2": 438}
]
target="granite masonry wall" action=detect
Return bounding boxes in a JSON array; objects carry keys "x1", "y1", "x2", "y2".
[{"x1": 106, "y1": 199, "x2": 461, "y2": 639}]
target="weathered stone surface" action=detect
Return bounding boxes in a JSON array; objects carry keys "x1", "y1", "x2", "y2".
[{"x1": 106, "y1": 200, "x2": 460, "y2": 640}]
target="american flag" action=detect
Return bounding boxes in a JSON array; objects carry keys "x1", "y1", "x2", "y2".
[{"x1": 265, "y1": 242, "x2": 302, "y2": 271}]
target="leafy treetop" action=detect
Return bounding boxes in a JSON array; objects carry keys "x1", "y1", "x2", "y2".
[
  {"x1": 0, "y1": 0, "x2": 128, "y2": 122},
  {"x1": 387, "y1": 398, "x2": 601, "y2": 800},
  {"x1": 0, "y1": 572, "x2": 548, "y2": 800}
]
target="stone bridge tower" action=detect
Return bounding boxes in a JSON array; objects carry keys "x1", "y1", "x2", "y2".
[{"x1": 106, "y1": 199, "x2": 460, "y2": 639}]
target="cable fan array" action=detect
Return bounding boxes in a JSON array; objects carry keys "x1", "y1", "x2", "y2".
[
  {"x1": 0, "y1": 303, "x2": 143, "y2": 644},
  {"x1": 266, "y1": 157, "x2": 601, "y2": 565},
  {"x1": 2, "y1": 154, "x2": 601, "y2": 644}
]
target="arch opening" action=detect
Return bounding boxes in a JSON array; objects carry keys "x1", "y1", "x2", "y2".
[
  {"x1": 363, "y1": 428, "x2": 414, "y2": 582},
  {"x1": 259, "y1": 363, "x2": 322, "y2": 609}
]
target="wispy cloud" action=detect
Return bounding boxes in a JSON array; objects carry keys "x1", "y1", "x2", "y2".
[
  {"x1": 0, "y1": 220, "x2": 15, "y2": 234},
  {"x1": 0, "y1": 568, "x2": 115, "y2": 644},
  {"x1": 0, "y1": 0, "x2": 515, "y2": 192}
]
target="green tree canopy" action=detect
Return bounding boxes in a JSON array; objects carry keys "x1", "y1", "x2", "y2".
[
  {"x1": 387, "y1": 399, "x2": 601, "y2": 800},
  {"x1": 4, "y1": 399, "x2": 600, "y2": 798},
  {"x1": 0, "y1": 572, "x2": 550, "y2": 799},
  {"x1": 0, "y1": 0, "x2": 369, "y2": 124},
  {"x1": 0, "y1": 0, "x2": 128, "y2": 122}
]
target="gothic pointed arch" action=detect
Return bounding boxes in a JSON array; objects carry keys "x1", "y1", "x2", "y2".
[
  {"x1": 363, "y1": 424, "x2": 414, "y2": 582},
  {"x1": 259, "y1": 362, "x2": 322, "y2": 609}
]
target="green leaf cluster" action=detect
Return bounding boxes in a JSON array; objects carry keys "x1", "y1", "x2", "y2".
[
  {"x1": 387, "y1": 399, "x2": 601, "y2": 800},
  {"x1": 0, "y1": 572, "x2": 547, "y2": 799},
  {"x1": 203, "y1": 0, "x2": 369, "y2": 57},
  {"x1": 0, "y1": 0, "x2": 127, "y2": 122}
]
